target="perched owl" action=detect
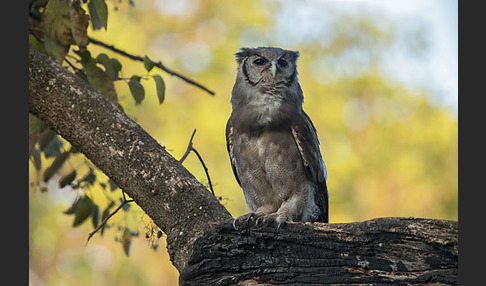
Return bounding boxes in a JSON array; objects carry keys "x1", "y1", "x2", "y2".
[{"x1": 226, "y1": 47, "x2": 329, "y2": 231}]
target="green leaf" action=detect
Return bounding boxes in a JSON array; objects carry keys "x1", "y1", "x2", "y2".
[
  {"x1": 43, "y1": 151, "x2": 70, "y2": 182},
  {"x1": 69, "y1": 1, "x2": 89, "y2": 51},
  {"x1": 111, "y1": 58, "x2": 123, "y2": 77},
  {"x1": 32, "y1": 148, "x2": 42, "y2": 171},
  {"x1": 95, "y1": 53, "x2": 110, "y2": 64},
  {"x1": 91, "y1": 204, "x2": 100, "y2": 228},
  {"x1": 108, "y1": 178, "x2": 119, "y2": 191},
  {"x1": 39, "y1": 131, "x2": 63, "y2": 158},
  {"x1": 64, "y1": 197, "x2": 82, "y2": 215},
  {"x1": 152, "y1": 75, "x2": 166, "y2": 104},
  {"x1": 100, "y1": 201, "x2": 115, "y2": 235},
  {"x1": 74, "y1": 49, "x2": 92, "y2": 63},
  {"x1": 102, "y1": 201, "x2": 115, "y2": 220},
  {"x1": 72, "y1": 196, "x2": 94, "y2": 227},
  {"x1": 121, "y1": 228, "x2": 132, "y2": 256},
  {"x1": 42, "y1": 0, "x2": 73, "y2": 62},
  {"x1": 128, "y1": 75, "x2": 145, "y2": 104},
  {"x1": 59, "y1": 170, "x2": 77, "y2": 188},
  {"x1": 96, "y1": 53, "x2": 121, "y2": 80},
  {"x1": 88, "y1": 0, "x2": 108, "y2": 30},
  {"x1": 143, "y1": 55, "x2": 155, "y2": 72},
  {"x1": 83, "y1": 56, "x2": 118, "y2": 104},
  {"x1": 79, "y1": 168, "x2": 96, "y2": 186}
]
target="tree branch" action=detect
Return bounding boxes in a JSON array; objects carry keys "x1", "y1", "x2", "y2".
[
  {"x1": 85, "y1": 197, "x2": 134, "y2": 245},
  {"x1": 181, "y1": 217, "x2": 458, "y2": 285},
  {"x1": 179, "y1": 129, "x2": 215, "y2": 196},
  {"x1": 87, "y1": 37, "x2": 216, "y2": 96},
  {"x1": 179, "y1": 129, "x2": 198, "y2": 164},
  {"x1": 29, "y1": 48, "x2": 232, "y2": 271}
]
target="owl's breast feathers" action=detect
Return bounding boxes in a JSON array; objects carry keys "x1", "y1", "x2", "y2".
[{"x1": 226, "y1": 109, "x2": 329, "y2": 222}]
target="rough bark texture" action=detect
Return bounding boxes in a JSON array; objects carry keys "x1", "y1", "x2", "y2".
[
  {"x1": 180, "y1": 217, "x2": 458, "y2": 285},
  {"x1": 28, "y1": 48, "x2": 233, "y2": 271}
]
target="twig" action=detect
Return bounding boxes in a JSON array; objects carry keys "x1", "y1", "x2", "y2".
[
  {"x1": 179, "y1": 129, "x2": 215, "y2": 196},
  {"x1": 179, "y1": 129, "x2": 197, "y2": 163},
  {"x1": 87, "y1": 37, "x2": 215, "y2": 96},
  {"x1": 85, "y1": 196, "x2": 134, "y2": 245},
  {"x1": 191, "y1": 147, "x2": 215, "y2": 196}
]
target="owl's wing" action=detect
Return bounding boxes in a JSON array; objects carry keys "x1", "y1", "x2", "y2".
[
  {"x1": 291, "y1": 112, "x2": 329, "y2": 222},
  {"x1": 226, "y1": 119, "x2": 241, "y2": 186}
]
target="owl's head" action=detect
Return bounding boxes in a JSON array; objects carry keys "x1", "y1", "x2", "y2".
[{"x1": 235, "y1": 47, "x2": 300, "y2": 86}]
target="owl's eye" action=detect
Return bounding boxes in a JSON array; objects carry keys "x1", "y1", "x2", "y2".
[
  {"x1": 277, "y1": 59, "x2": 288, "y2": 68},
  {"x1": 253, "y1": 58, "x2": 267, "y2": 65}
]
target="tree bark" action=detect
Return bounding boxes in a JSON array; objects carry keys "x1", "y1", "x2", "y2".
[
  {"x1": 181, "y1": 217, "x2": 458, "y2": 285},
  {"x1": 28, "y1": 47, "x2": 233, "y2": 271},
  {"x1": 29, "y1": 48, "x2": 458, "y2": 285}
]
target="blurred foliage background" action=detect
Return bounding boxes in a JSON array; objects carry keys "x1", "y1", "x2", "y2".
[{"x1": 29, "y1": 0, "x2": 458, "y2": 285}]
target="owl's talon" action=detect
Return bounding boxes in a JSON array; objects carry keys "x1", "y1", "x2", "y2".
[
  {"x1": 232, "y1": 212, "x2": 255, "y2": 230},
  {"x1": 246, "y1": 212, "x2": 255, "y2": 222},
  {"x1": 255, "y1": 216, "x2": 264, "y2": 227},
  {"x1": 275, "y1": 220, "x2": 286, "y2": 233}
]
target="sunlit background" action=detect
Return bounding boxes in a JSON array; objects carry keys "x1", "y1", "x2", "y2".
[{"x1": 29, "y1": 0, "x2": 458, "y2": 285}]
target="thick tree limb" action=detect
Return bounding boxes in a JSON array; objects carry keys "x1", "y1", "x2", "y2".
[
  {"x1": 28, "y1": 47, "x2": 232, "y2": 271},
  {"x1": 181, "y1": 217, "x2": 458, "y2": 285}
]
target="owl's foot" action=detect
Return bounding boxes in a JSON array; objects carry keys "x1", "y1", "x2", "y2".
[
  {"x1": 232, "y1": 212, "x2": 256, "y2": 230},
  {"x1": 255, "y1": 213, "x2": 288, "y2": 233}
]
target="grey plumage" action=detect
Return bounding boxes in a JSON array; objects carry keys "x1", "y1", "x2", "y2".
[{"x1": 226, "y1": 47, "x2": 329, "y2": 229}]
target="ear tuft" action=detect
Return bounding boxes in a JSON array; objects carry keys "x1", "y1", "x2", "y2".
[
  {"x1": 235, "y1": 47, "x2": 254, "y2": 64},
  {"x1": 290, "y1": 50, "x2": 300, "y2": 61}
]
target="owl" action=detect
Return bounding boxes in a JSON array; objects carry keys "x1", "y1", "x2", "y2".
[{"x1": 226, "y1": 47, "x2": 329, "y2": 231}]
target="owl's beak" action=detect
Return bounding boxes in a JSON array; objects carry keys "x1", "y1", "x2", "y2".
[{"x1": 270, "y1": 61, "x2": 277, "y2": 78}]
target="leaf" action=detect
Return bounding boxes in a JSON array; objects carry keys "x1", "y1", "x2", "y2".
[
  {"x1": 128, "y1": 75, "x2": 145, "y2": 104},
  {"x1": 69, "y1": 1, "x2": 89, "y2": 51},
  {"x1": 79, "y1": 168, "x2": 96, "y2": 186},
  {"x1": 59, "y1": 170, "x2": 77, "y2": 188},
  {"x1": 39, "y1": 131, "x2": 63, "y2": 158},
  {"x1": 83, "y1": 55, "x2": 118, "y2": 104},
  {"x1": 38, "y1": 129, "x2": 56, "y2": 151},
  {"x1": 96, "y1": 53, "x2": 121, "y2": 80},
  {"x1": 74, "y1": 49, "x2": 92, "y2": 62},
  {"x1": 152, "y1": 75, "x2": 166, "y2": 104},
  {"x1": 74, "y1": 70, "x2": 89, "y2": 82},
  {"x1": 100, "y1": 201, "x2": 115, "y2": 235},
  {"x1": 87, "y1": 0, "x2": 108, "y2": 30},
  {"x1": 111, "y1": 58, "x2": 122, "y2": 74},
  {"x1": 108, "y1": 178, "x2": 119, "y2": 191},
  {"x1": 91, "y1": 204, "x2": 100, "y2": 228},
  {"x1": 121, "y1": 228, "x2": 132, "y2": 256},
  {"x1": 101, "y1": 204, "x2": 112, "y2": 221},
  {"x1": 143, "y1": 55, "x2": 154, "y2": 72},
  {"x1": 64, "y1": 197, "x2": 82, "y2": 215},
  {"x1": 122, "y1": 201, "x2": 131, "y2": 211},
  {"x1": 32, "y1": 148, "x2": 42, "y2": 171},
  {"x1": 41, "y1": 0, "x2": 72, "y2": 63},
  {"x1": 43, "y1": 151, "x2": 70, "y2": 182},
  {"x1": 72, "y1": 196, "x2": 94, "y2": 227}
]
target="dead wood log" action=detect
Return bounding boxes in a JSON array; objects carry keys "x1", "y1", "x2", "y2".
[{"x1": 180, "y1": 217, "x2": 458, "y2": 285}]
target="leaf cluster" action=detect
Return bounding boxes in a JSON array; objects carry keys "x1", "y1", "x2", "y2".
[
  {"x1": 29, "y1": 0, "x2": 167, "y2": 107},
  {"x1": 29, "y1": 0, "x2": 169, "y2": 255}
]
